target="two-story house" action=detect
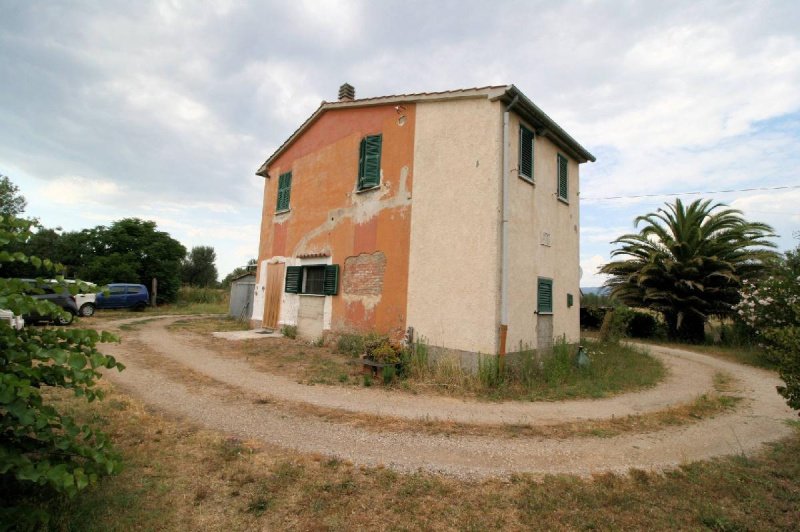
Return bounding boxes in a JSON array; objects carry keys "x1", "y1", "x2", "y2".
[{"x1": 252, "y1": 83, "x2": 594, "y2": 366}]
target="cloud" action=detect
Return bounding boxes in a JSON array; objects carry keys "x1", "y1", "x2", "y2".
[
  {"x1": 3, "y1": 0, "x2": 800, "y2": 281},
  {"x1": 580, "y1": 255, "x2": 609, "y2": 288},
  {"x1": 40, "y1": 176, "x2": 123, "y2": 205}
]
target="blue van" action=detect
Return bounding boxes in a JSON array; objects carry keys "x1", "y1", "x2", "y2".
[{"x1": 95, "y1": 283, "x2": 150, "y2": 310}]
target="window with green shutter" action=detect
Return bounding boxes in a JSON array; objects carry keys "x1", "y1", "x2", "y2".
[
  {"x1": 285, "y1": 266, "x2": 302, "y2": 293},
  {"x1": 519, "y1": 125, "x2": 534, "y2": 181},
  {"x1": 357, "y1": 134, "x2": 382, "y2": 190},
  {"x1": 276, "y1": 171, "x2": 292, "y2": 211},
  {"x1": 557, "y1": 154, "x2": 568, "y2": 201},
  {"x1": 323, "y1": 264, "x2": 339, "y2": 295},
  {"x1": 284, "y1": 264, "x2": 340, "y2": 296},
  {"x1": 537, "y1": 278, "x2": 553, "y2": 314}
]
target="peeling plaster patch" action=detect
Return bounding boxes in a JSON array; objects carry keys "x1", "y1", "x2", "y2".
[
  {"x1": 292, "y1": 165, "x2": 411, "y2": 256},
  {"x1": 342, "y1": 251, "x2": 386, "y2": 311}
]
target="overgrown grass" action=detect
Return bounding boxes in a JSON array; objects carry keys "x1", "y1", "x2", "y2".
[
  {"x1": 36, "y1": 385, "x2": 800, "y2": 531},
  {"x1": 404, "y1": 338, "x2": 665, "y2": 401}
]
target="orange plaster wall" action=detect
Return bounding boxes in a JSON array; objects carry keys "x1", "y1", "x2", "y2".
[{"x1": 257, "y1": 103, "x2": 416, "y2": 339}]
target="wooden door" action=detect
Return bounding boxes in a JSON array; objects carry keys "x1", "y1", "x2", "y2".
[{"x1": 263, "y1": 262, "x2": 285, "y2": 330}]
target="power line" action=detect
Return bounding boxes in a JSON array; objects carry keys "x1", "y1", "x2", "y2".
[{"x1": 581, "y1": 184, "x2": 800, "y2": 201}]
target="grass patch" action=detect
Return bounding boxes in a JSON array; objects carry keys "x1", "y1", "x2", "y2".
[
  {"x1": 167, "y1": 317, "x2": 249, "y2": 334},
  {"x1": 402, "y1": 339, "x2": 665, "y2": 401},
  {"x1": 32, "y1": 384, "x2": 800, "y2": 531}
]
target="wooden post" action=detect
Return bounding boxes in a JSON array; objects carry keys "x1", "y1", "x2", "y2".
[{"x1": 151, "y1": 278, "x2": 158, "y2": 307}]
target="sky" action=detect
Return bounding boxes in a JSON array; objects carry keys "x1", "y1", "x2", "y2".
[{"x1": 1, "y1": 0, "x2": 799, "y2": 285}]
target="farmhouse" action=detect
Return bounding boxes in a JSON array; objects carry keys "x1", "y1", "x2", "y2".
[{"x1": 251, "y1": 84, "x2": 594, "y2": 362}]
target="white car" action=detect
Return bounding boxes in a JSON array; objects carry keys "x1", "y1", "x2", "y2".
[{"x1": 47, "y1": 279, "x2": 98, "y2": 317}]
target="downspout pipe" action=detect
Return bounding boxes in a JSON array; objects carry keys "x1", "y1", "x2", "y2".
[{"x1": 499, "y1": 95, "x2": 518, "y2": 359}]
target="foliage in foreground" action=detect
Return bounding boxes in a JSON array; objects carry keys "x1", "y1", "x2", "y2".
[
  {"x1": 736, "y1": 245, "x2": 800, "y2": 414},
  {"x1": 0, "y1": 215, "x2": 124, "y2": 527},
  {"x1": 601, "y1": 198, "x2": 776, "y2": 343}
]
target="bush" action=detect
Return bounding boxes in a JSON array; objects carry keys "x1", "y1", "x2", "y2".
[
  {"x1": 626, "y1": 311, "x2": 659, "y2": 338},
  {"x1": 335, "y1": 333, "x2": 365, "y2": 357},
  {"x1": 0, "y1": 215, "x2": 124, "y2": 527},
  {"x1": 580, "y1": 306, "x2": 609, "y2": 329},
  {"x1": 735, "y1": 246, "x2": 800, "y2": 414},
  {"x1": 280, "y1": 325, "x2": 297, "y2": 339}
]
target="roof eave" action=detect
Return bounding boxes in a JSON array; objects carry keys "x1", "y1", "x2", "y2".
[
  {"x1": 492, "y1": 85, "x2": 596, "y2": 164},
  {"x1": 255, "y1": 86, "x2": 512, "y2": 177}
]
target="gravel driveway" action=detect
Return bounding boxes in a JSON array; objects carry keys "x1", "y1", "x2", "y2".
[{"x1": 102, "y1": 315, "x2": 797, "y2": 478}]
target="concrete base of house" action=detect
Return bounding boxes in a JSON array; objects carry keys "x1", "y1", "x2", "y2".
[{"x1": 425, "y1": 343, "x2": 580, "y2": 375}]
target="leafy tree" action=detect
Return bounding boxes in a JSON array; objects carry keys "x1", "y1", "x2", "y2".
[
  {"x1": 221, "y1": 258, "x2": 257, "y2": 288},
  {"x1": 600, "y1": 199, "x2": 777, "y2": 342},
  {"x1": 181, "y1": 246, "x2": 218, "y2": 287},
  {"x1": 0, "y1": 175, "x2": 27, "y2": 217},
  {"x1": 66, "y1": 219, "x2": 186, "y2": 303},
  {"x1": 0, "y1": 215, "x2": 124, "y2": 527},
  {"x1": 735, "y1": 244, "x2": 800, "y2": 414}
]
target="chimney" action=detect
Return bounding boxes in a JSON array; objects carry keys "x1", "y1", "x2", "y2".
[{"x1": 338, "y1": 83, "x2": 355, "y2": 101}]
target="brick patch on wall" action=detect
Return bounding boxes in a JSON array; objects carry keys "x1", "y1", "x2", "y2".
[{"x1": 343, "y1": 251, "x2": 386, "y2": 296}]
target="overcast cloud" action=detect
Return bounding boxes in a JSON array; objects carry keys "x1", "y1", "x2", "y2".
[{"x1": 2, "y1": 0, "x2": 799, "y2": 284}]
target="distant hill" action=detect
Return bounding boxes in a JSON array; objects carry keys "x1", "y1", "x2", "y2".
[{"x1": 580, "y1": 286, "x2": 609, "y2": 295}]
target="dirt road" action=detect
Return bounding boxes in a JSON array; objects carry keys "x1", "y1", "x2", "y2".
[{"x1": 102, "y1": 315, "x2": 797, "y2": 478}]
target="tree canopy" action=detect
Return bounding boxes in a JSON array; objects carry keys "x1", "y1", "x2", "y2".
[
  {"x1": 0, "y1": 175, "x2": 27, "y2": 217},
  {"x1": 181, "y1": 246, "x2": 218, "y2": 287},
  {"x1": 600, "y1": 198, "x2": 777, "y2": 342}
]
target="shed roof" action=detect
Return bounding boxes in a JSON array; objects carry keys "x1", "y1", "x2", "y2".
[{"x1": 256, "y1": 84, "x2": 595, "y2": 177}]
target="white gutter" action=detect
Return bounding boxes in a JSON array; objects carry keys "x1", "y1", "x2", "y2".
[{"x1": 499, "y1": 96, "x2": 518, "y2": 355}]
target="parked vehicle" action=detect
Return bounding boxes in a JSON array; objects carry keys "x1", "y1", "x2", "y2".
[
  {"x1": 20, "y1": 280, "x2": 79, "y2": 325},
  {"x1": 0, "y1": 309, "x2": 25, "y2": 330},
  {"x1": 95, "y1": 283, "x2": 150, "y2": 310},
  {"x1": 47, "y1": 279, "x2": 97, "y2": 317}
]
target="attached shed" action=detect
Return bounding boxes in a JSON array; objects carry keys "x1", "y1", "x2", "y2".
[{"x1": 228, "y1": 273, "x2": 256, "y2": 321}]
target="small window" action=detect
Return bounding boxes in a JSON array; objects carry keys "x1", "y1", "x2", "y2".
[
  {"x1": 537, "y1": 278, "x2": 553, "y2": 314},
  {"x1": 519, "y1": 125, "x2": 534, "y2": 181},
  {"x1": 127, "y1": 286, "x2": 143, "y2": 294},
  {"x1": 557, "y1": 154, "x2": 568, "y2": 201},
  {"x1": 285, "y1": 265, "x2": 340, "y2": 296},
  {"x1": 302, "y1": 266, "x2": 326, "y2": 295},
  {"x1": 276, "y1": 171, "x2": 292, "y2": 212},
  {"x1": 109, "y1": 286, "x2": 126, "y2": 295},
  {"x1": 357, "y1": 134, "x2": 382, "y2": 190}
]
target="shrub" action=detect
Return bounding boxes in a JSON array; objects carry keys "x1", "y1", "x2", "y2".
[
  {"x1": 281, "y1": 325, "x2": 297, "y2": 339},
  {"x1": 335, "y1": 333, "x2": 365, "y2": 357},
  {"x1": 0, "y1": 215, "x2": 124, "y2": 527},
  {"x1": 735, "y1": 248, "x2": 800, "y2": 414},
  {"x1": 580, "y1": 306, "x2": 608, "y2": 329},
  {"x1": 626, "y1": 311, "x2": 659, "y2": 338}
]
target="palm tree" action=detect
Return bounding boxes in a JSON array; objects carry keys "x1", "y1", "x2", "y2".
[{"x1": 600, "y1": 198, "x2": 777, "y2": 342}]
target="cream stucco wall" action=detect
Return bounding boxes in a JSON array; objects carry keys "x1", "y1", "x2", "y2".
[
  {"x1": 406, "y1": 98, "x2": 503, "y2": 354},
  {"x1": 506, "y1": 115, "x2": 581, "y2": 350}
]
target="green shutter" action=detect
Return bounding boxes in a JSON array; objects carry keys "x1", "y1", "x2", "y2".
[
  {"x1": 537, "y1": 278, "x2": 553, "y2": 314},
  {"x1": 557, "y1": 154, "x2": 568, "y2": 201},
  {"x1": 276, "y1": 171, "x2": 292, "y2": 211},
  {"x1": 519, "y1": 125, "x2": 534, "y2": 179},
  {"x1": 323, "y1": 264, "x2": 339, "y2": 295},
  {"x1": 358, "y1": 134, "x2": 382, "y2": 189},
  {"x1": 567, "y1": 293, "x2": 574, "y2": 307},
  {"x1": 285, "y1": 266, "x2": 302, "y2": 293}
]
